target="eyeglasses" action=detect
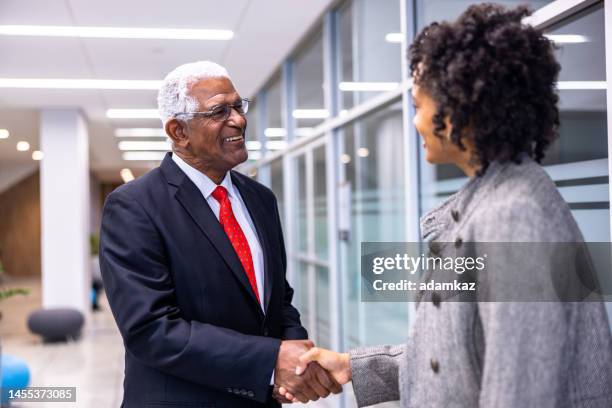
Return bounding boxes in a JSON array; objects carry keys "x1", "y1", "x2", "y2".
[{"x1": 175, "y1": 98, "x2": 250, "y2": 122}]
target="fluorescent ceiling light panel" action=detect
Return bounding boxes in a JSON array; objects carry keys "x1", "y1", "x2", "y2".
[
  {"x1": 266, "y1": 141, "x2": 287, "y2": 150},
  {"x1": 385, "y1": 32, "x2": 403, "y2": 43},
  {"x1": 557, "y1": 81, "x2": 606, "y2": 90},
  {"x1": 248, "y1": 151, "x2": 262, "y2": 160},
  {"x1": 16, "y1": 141, "x2": 30, "y2": 151},
  {"x1": 120, "y1": 168, "x2": 135, "y2": 183},
  {"x1": 115, "y1": 128, "x2": 166, "y2": 137},
  {"x1": 122, "y1": 151, "x2": 167, "y2": 161},
  {"x1": 339, "y1": 82, "x2": 399, "y2": 92},
  {"x1": 32, "y1": 150, "x2": 44, "y2": 160},
  {"x1": 107, "y1": 109, "x2": 159, "y2": 119},
  {"x1": 264, "y1": 128, "x2": 287, "y2": 138},
  {"x1": 292, "y1": 109, "x2": 329, "y2": 119},
  {"x1": 246, "y1": 141, "x2": 262, "y2": 150},
  {"x1": 388, "y1": 32, "x2": 586, "y2": 45},
  {"x1": 0, "y1": 78, "x2": 160, "y2": 90},
  {"x1": 0, "y1": 129, "x2": 9, "y2": 139},
  {"x1": 263, "y1": 127, "x2": 314, "y2": 138},
  {"x1": 544, "y1": 34, "x2": 589, "y2": 43},
  {"x1": 0, "y1": 25, "x2": 233, "y2": 40},
  {"x1": 296, "y1": 128, "x2": 315, "y2": 137},
  {"x1": 118, "y1": 141, "x2": 170, "y2": 151}
]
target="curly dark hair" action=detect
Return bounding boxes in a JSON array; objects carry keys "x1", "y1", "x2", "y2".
[{"x1": 409, "y1": 3, "x2": 561, "y2": 173}]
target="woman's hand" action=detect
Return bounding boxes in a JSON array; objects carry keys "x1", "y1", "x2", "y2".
[{"x1": 279, "y1": 347, "x2": 351, "y2": 402}]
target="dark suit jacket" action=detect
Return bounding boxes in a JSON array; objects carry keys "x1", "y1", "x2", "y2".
[{"x1": 100, "y1": 152, "x2": 308, "y2": 408}]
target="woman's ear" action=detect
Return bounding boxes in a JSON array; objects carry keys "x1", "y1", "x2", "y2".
[
  {"x1": 444, "y1": 116, "x2": 453, "y2": 140},
  {"x1": 165, "y1": 118, "x2": 189, "y2": 148}
]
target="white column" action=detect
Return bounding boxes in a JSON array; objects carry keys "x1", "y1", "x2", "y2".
[{"x1": 40, "y1": 109, "x2": 90, "y2": 314}]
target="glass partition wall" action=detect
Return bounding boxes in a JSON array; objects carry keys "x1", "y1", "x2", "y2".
[{"x1": 243, "y1": 1, "x2": 612, "y2": 406}]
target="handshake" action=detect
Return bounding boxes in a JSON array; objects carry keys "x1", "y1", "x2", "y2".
[{"x1": 273, "y1": 340, "x2": 352, "y2": 404}]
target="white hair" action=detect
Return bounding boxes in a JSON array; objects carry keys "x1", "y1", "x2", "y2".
[{"x1": 157, "y1": 60, "x2": 231, "y2": 126}]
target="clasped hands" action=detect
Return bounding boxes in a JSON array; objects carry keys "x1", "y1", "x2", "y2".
[{"x1": 273, "y1": 340, "x2": 352, "y2": 404}]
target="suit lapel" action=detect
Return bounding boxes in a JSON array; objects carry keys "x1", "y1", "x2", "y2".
[
  {"x1": 161, "y1": 154, "x2": 263, "y2": 314},
  {"x1": 231, "y1": 171, "x2": 274, "y2": 313}
]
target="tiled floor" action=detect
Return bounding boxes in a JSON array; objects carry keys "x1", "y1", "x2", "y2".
[
  {"x1": 1, "y1": 276, "x2": 124, "y2": 407},
  {"x1": 0, "y1": 277, "x2": 344, "y2": 408}
]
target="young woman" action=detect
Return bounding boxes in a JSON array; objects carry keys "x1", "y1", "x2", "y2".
[{"x1": 281, "y1": 4, "x2": 612, "y2": 407}]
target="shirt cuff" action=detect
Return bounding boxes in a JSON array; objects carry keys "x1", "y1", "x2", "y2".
[{"x1": 270, "y1": 369, "x2": 275, "y2": 385}]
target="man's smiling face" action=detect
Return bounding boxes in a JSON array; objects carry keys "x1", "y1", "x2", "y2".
[{"x1": 183, "y1": 77, "x2": 248, "y2": 173}]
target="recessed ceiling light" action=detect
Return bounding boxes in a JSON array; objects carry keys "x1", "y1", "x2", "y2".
[
  {"x1": 120, "y1": 168, "x2": 135, "y2": 183},
  {"x1": 16, "y1": 141, "x2": 30, "y2": 151},
  {"x1": 0, "y1": 78, "x2": 160, "y2": 90},
  {"x1": 122, "y1": 152, "x2": 167, "y2": 161},
  {"x1": 357, "y1": 147, "x2": 370, "y2": 158},
  {"x1": 0, "y1": 25, "x2": 233, "y2": 41},
  {"x1": 292, "y1": 109, "x2": 329, "y2": 119},
  {"x1": 115, "y1": 128, "x2": 166, "y2": 137},
  {"x1": 0, "y1": 129, "x2": 9, "y2": 139},
  {"x1": 118, "y1": 141, "x2": 170, "y2": 151},
  {"x1": 107, "y1": 109, "x2": 159, "y2": 119},
  {"x1": 339, "y1": 82, "x2": 399, "y2": 92},
  {"x1": 340, "y1": 154, "x2": 351, "y2": 164},
  {"x1": 32, "y1": 150, "x2": 44, "y2": 160}
]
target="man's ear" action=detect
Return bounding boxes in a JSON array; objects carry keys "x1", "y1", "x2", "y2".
[{"x1": 165, "y1": 118, "x2": 189, "y2": 148}]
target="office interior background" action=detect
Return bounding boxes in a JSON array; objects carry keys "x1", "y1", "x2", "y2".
[{"x1": 0, "y1": 0, "x2": 611, "y2": 407}]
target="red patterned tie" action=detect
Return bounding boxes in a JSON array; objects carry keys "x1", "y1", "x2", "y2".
[{"x1": 211, "y1": 186, "x2": 261, "y2": 303}]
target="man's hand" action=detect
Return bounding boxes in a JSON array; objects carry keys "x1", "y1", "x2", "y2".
[
  {"x1": 279, "y1": 347, "x2": 351, "y2": 403},
  {"x1": 274, "y1": 340, "x2": 343, "y2": 403}
]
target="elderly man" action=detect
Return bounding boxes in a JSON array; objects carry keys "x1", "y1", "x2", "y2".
[{"x1": 100, "y1": 61, "x2": 341, "y2": 407}]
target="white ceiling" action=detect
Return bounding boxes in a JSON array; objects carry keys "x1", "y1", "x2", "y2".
[{"x1": 0, "y1": 0, "x2": 334, "y2": 182}]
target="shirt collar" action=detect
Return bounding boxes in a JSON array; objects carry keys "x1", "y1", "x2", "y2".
[{"x1": 171, "y1": 152, "x2": 234, "y2": 199}]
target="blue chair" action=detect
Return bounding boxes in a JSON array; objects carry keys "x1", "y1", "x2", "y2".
[{"x1": 1, "y1": 354, "x2": 31, "y2": 407}]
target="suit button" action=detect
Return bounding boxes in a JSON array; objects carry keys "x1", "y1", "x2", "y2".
[
  {"x1": 451, "y1": 210, "x2": 460, "y2": 222},
  {"x1": 263, "y1": 328, "x2": 269, "y2": 336},
  {"x1": 431, "y1": 292, "x2": 441, "y2": 307},
  {"x1": 233, "y1": 388, "x2": 240, "y2": 394},
  {"x1": 454, "y1": 237, "x2": 463, "y2": 248},
  {"x1": 240, "y1": 389, "x2": 247, "y2": 395},
  {"x1": 430, "y1": 358, "x2": 440, "y2": 373},
  {"x1": 247, "y1": 391, "x2": 254, "y2": 398},
  {"x1": 227, "y1": 388, "x2": 233, "y2": 393}
]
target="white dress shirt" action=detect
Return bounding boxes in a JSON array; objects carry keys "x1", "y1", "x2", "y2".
[{"x1": 172, "y1": 153, "x2": 266, "y2": 311}]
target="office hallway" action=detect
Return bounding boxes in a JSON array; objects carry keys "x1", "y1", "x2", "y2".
[{"x1": 0, "y1": 277, "x2": 341, "y2": 408}]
